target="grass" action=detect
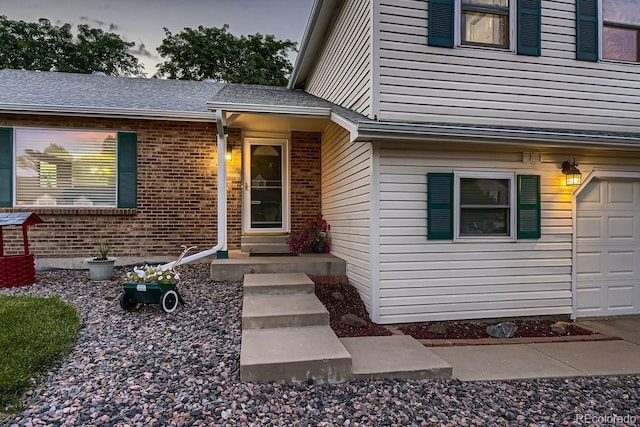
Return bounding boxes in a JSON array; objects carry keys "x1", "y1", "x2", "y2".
[{"x1": 0, "y1": 295, "x2": 80, "y2": 413}]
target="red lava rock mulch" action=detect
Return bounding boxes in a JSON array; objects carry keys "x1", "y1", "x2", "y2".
[
  {"x1": 314, "y1": 283, "x2": 391, "y2": 338},
  {"x1": 315, "y1": 283, "x2": 595, "y2": 340}
]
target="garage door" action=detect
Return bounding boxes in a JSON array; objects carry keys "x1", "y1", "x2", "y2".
[{"x1": 575, "y1": 178, "x2": 640, "y2": 317}]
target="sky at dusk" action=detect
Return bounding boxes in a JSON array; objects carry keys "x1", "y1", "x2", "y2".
[{"x1": 1, "y1": 0, "x2": 315, "y2": 76}]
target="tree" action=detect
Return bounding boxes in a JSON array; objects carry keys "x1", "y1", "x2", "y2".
[
  {"x1": 155, "y1": 24, "x2": 296, "y2": 85},
  {"x1": 0, "y1": 15, "x2": 144, "y2": 77}
]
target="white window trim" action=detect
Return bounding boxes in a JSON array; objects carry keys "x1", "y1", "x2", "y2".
[
  {"x1": 454, "y1": 0, "x2": 517, "y2": 52},
  {"x1": 453, "y1": 170, "x2": 517, "y2": 242}
]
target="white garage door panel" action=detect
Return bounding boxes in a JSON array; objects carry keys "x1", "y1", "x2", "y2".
[{"x1": 576, "y1": 179, "x2": 640, "y2": 317}]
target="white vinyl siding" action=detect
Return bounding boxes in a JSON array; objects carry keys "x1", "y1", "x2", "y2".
[
  {"x1": 376, "y1": 0, "x2": 640, "y2": 133},
  {"x1": 376, "y1": 144, "x2": 640, "y2": 323},
  {"x1": 378, "y1": 144, "x2": 573, "y2": 323},
  {"x1": 306, "y1": 0, "x2": 373, "y2": 116},
  {"x1": 322, "y1": 123, "x2": 373, "y2": 311}
]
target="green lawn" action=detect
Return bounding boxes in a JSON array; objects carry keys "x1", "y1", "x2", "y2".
[{"x1": 0, "y1": 295, "x2": 80, "y2": 412}]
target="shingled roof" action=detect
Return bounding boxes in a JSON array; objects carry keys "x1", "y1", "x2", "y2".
[{"x1": 0, "y1": 69, "x2": 368, "y2": 124}]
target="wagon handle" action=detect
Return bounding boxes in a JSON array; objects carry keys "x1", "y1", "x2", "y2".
[{"x1": 171, "y1": 245, "x2": 198, "y2": 273}]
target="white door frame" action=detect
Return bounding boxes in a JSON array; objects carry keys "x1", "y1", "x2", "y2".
[{"x1": 242, "y1": 136, "x2": 290, "y2": 233}]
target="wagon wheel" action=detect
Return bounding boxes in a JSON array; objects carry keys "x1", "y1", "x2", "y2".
[
  {"x1": 119, "y1": 292, "x2": 136, "y2": 311},
  {"x1": 160, "y1": 290, "x2": 179, "y2": 313}
]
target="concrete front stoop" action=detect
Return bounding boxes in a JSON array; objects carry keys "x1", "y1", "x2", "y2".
[
  {"x1": 240, "y1": 272, "x2": 452, "y2": 384},
  {"x1": 211, "y1": 250, "x2": 347, "y2": 282}
]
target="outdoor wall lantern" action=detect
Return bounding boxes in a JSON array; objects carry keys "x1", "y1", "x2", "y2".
[
  {"x1": 226, "y1": 143, "x2": 233, "y2": 161},
  {"x1": 561, "y1": 159, "x2": 582, "y2": 186}
]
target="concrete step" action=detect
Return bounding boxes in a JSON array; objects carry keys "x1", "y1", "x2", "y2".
[
  {"x1": 243, "y1": 293, "x2": 329, "y2": 329},
  {"x1": 340, "y1": 336, "x2": 452, "y2": 380},
  {"x1": 212, "y1": 251, "x2": 346, "y2": 281},
  {"x1": 241, "y1": 234, "x2": 288, "y2": 244},
  {"x1": 243, "y1": 243, "x2": 291, "y2": 254},
  {"x1": 243, "y1": 272, "x2": 315, "y2": 295},
  {"x1": 241, "y1": 325, "x2": 352, "y2": 384},
  {"x1": 241, "y1": 234, "x2": 289, "y2": 254}
]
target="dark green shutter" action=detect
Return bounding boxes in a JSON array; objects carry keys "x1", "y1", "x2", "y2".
[
  {"x1": 0, "y1": 127, "x2": 13, "y2": 207},
  {"x1": 427, "y1": 173, "x2": 454, "y2": 240},
  {"x1": 428, "y1": 0, "x2": 455, "y2": 48},
  {"x1": 517, "y1": 175, "x2": 541, "y2": 239},
  {"x1": 576, "y1": 0, "x2": 598, "y2": 61},
  {"x1": 117, "y1": 131, "x2": 137, "y2": 208},
  {"x1": 517, "y1": 0, "x2": 541, "y2": 56}
]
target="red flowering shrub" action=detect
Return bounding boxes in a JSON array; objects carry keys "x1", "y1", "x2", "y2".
[{"x1": 287, "y1": 214, "x2": 331, "y2": 254}]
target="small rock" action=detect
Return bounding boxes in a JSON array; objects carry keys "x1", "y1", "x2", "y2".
[
  {"x1": 331, "y1": 292, "x2": 344, "y2": 301},
  {"x1": 487, "y1": 322, "x2": 518, "y2": 338},
  {"x1": 341, "y1": 313, "x2": 367, "y2": 328},
  {"x1": 551, "y1": 321, "x2": 571, "y2": 335},
  {"x1": 428, "y1": 323, "x2": 449, "y2": 335}
]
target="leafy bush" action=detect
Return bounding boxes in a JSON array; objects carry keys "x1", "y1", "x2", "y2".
[{"x1": 287, "y1": 214, "x2": 331, "y2": 254}]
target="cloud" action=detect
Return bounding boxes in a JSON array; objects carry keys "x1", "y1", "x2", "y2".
[
  {"x1": 80, "y1": 15, "x2": 119, "y2": 32},
  {"x1": 131, "y1": 42, "x2": 155, "y2": 59}
]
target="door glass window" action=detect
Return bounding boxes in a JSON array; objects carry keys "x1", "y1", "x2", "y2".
[{"x1": 250, "y1": 145, "x2": 283, "y2": 228}]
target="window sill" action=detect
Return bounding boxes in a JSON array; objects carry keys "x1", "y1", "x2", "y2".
[
  {"x1": 454, "y1": 237, "x2": 516, "y2": 243},
  {"x1": 0, "y1": 207, "x2": 137, "y2": 216}
]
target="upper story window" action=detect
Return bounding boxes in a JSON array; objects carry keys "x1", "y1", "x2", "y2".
[
  {"x1": 461, "y1": 0, "x2": 510, "y2": 48},
  {"x1": 602, "y1": 0, "x2": 640, "y2": 62},
  {"x1": 0, "y1": 127, "x2": 137, "y2": 209},
  {"x1": 428, "y1": 0, "x2": 541, "y2": 56}
]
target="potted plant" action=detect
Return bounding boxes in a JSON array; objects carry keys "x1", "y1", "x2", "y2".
[
  {"x1": 86, "y1": 242, "x2": 116, "y2": 281},
  {"x1": 287, "y1": 214, "x2": 331, "y2": 254}
]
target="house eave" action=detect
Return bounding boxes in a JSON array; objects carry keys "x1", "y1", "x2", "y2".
[
  {"x1": 207, "y1": 102, "x2": 331, "y2": 117},
  {"x1": 0, "y1": 104, "x2": 214, "y2": 122},
  {"x1": 353, "y1": 121, "x2": 640, "y2": 150},
  {"x1": 287, "y1": 0, "x2": 340, "y2": 89}
]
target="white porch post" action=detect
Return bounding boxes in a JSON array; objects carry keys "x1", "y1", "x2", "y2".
[{"x1": 215, "y1": 109, "x2": 228, "y2": 259}]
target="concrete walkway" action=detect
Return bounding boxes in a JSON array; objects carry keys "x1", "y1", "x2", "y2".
[
  {"x1": 241, "y1": 273, "x2": 640, "y2": 383},
  {"x1": 430, "y1": 317, "x2": 640, "y2": 381}
]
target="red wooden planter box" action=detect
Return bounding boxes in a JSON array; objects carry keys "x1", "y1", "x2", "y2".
[{"x1": 0, "y1": 254, "x2": 36, "y2": 288}]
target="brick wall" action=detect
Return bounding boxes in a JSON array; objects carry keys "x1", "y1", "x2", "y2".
[
  {"x1": 0, "y1": 114, "x2": 219, "y2": 262},
  {"x1": 290, "y1": 131, "x2": 322, "y2": 234},
  {"x1": 0, "y1": 115, "x2": 323, "y2": 264}
]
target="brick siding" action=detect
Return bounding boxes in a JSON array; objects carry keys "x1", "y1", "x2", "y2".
[{"x1": 0, "y1": 114, "x2": 322, "y2": 263}]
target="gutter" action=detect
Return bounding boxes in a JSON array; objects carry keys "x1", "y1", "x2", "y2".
[
  {"x1": 0, "y1": 104, "x2": 214, "y2": 122},
  {"x1": 354, "y1": 120, "x2": 640, "y2": 149},
  {"x1": 287, "y1": 0, "x2": 324, "y2": 89},
  {"x1": 163, "y1": 109, "x2": 228, "y2": 268}
]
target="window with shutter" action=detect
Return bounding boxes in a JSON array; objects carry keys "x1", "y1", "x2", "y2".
[
  {"x1": 7, "y1": 127, "x2": 137, "y2": 208},
  {"x1": 429, "y1": 0, "x2": 541, "y2": 54},
  {"x1": 427, "y1": 171, "x2": 541, "y2": 240}
]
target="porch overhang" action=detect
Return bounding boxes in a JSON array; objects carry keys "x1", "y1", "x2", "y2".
[{"x1": 207, "y1": 102, "x2": 336, "y2": 133}]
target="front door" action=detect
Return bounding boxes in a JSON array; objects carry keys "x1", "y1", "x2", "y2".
[{"x1": 243, "y1": 138, "x2": 289, "y2": 233}]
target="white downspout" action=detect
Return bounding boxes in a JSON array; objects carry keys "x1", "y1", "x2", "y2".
[{"x1": 163, "y1": 109, "x2": 227, "y2": 268}]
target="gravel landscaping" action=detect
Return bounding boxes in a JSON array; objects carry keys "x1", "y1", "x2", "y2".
[{"x1": 1, "y1": 265, "x2": 639, "y2": 426}]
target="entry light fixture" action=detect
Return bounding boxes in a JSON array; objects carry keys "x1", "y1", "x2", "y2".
[
  {"x1": 226, "y1": 143, "x2": 232, "y2": 161},
  {"x1": 561, "y1": 159, "x2": 582, "y2": 186}
]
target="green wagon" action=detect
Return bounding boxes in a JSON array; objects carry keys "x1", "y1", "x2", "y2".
[{"x1": 118, "y1": 245, "x2": 196, "y2": 313}]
